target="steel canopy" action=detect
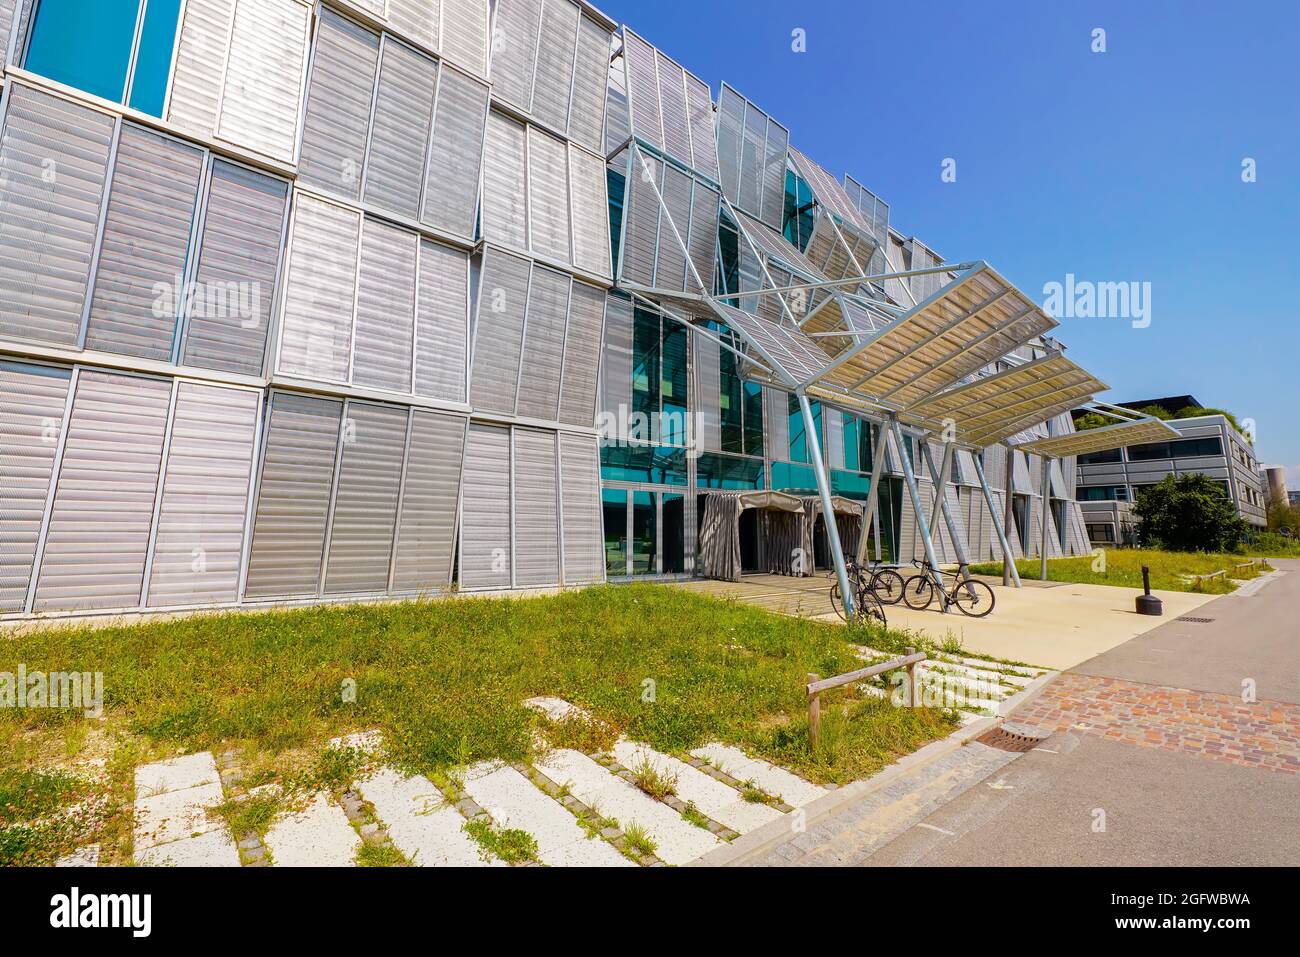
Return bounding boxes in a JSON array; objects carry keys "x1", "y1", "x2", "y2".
[{"x1": 1010, "y1": 416, "x2": 1179, "y2": 458}]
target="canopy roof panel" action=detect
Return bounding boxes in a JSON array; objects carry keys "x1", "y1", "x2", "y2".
[
  {"x1": 1011, "y1": 416, "x2": 1179, "y2": 458},
  {"x1": 711, "y1": 302, "x2": 830, "y2": 385},
  {"x1": 905, "y1": 354, "x2": 1108, "y2": 448}
]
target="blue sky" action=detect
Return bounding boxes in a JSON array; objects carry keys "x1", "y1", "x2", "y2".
[{"x1": 597, "y1": 0, "x2": 1300, "y2": 485}]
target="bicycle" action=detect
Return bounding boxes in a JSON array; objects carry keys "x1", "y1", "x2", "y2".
[
  {"x1": 902, "y1": 560, "x2": 996, "y2": 617},
  {"x1": 828, "y1": 558, "x2": 895, "y2": 627}
]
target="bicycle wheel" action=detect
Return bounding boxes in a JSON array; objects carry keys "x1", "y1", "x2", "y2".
[
  {"x1": 903, "y1": 574, "x2": 934, "y2": 610},
  {"x1": 869, "y1": 569, "x2": 906, "y2": 605},
  {"x1": 951, "y1": 579, "x2": 996, "y2": 618},
  {"x1": 829, "y1": 581, "x2": 850, "y2": 622},
  {"x1": 858, "y1": 590, "x2": 888, "y2": 628}
]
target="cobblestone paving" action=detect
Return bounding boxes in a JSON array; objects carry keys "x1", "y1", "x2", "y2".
[{"x1": 1014, "y1": 673, "x2": 1300, "y2": 775}]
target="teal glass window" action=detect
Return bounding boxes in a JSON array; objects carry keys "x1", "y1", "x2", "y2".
[
  {"x1": 783, "y1": 169, "x2": 816, "y2": 251},
  {"x1": 662, "y1": 493, "x2": 685, "y2": 574},
  {"x1": 661, "y1": 321, "x2": 688, "y2": 446},
  {"x1": 602, "y1": 489, "x2": 628, "y2": 577},
  {"x1": 717, "y1": 219, "x2": 740, "y2": 304},
  {"x1": 770, "y1": 461, "x2": 817, "y2": 492},
  {"x1": 25, "y1": 0, "x2": 182, "y2": 117},
  {"x1": 632, "y1": 308, "x2": 661, "y2": 420},
  {"x1": 696, "y1": 453, "x2": 764, "y2": 490},
  {"x1": 842, "y1": 414, "x2": 874, "y2": 474},
  {"x1": 632, "y1": 491, "x2": 657, "y2": 575},
  {"x1": 831, "y1": 469, "x2": 872, "y2": 499},
  {"x1": 743, "y1": 382, "x2": 764, "y2": 457},
  {"x1": 787, "y1": 394, "x2": 821, "y2": 465},
  {"x1": 600, "y1": 444, "x2": 688, "y2": 486},
  {"x1": 607, "y1": 169, "x2": 625, "y2": 275},
  {"x1": 713, "y1": 322, "x2": 763, "y2": 457}
]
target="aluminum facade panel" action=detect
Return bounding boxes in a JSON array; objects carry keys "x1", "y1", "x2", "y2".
[
  {"x1": 517, "y1": 265, "x2": 570, "y2": 421},
  {"x1": 245, "y1": 392, "x2": 343, "y2": 598},
  {"x1": 86, "y1": 126, "x2": 205, "y2": 362},
  {"x1": 0, "y1": 362, "x2": 70, "y2": 612},
  {"x1": 619, "y1": 151, "x2": 660, "y2": 287},
  {"x1": 391, "y1": 409, "x2": 465, "y2": 591},
  {"x1": 656, "y1": 52, "x2": 692, "y2": 168},
  {"x1": 527, "y1": 127, "x2": 572, "y2": 263},
  {"x1": 364, "y1": 40, "x2": 438, "y2": 221},
  {"x1": 695, "y1": 333, "x2": 720, "y2": 453},
  {"x1": 352, "y1": 219, "x2": 417, "y2": 393},
  {"x1": 760, "y1": 119, "x2": 789, "y2": 230},
  {"x1": 324, "y1": 402, "x2": 407, "y2": 594},
  {"x1": 146, "y1": 382, "x2": 260, "y2": 607},
  {"x1": 489, "y1": 0, "x2": 541, "y2": 111},
  {"x1": 683, "y1": 74, "x2": 718, "y2": 181},
  {"x1": 623, "y1": 29, "x2": 663, "y2": 149},
  {"x1": 421, "y1": 67, "x2": 489, "y2": 240},
  {"x1": 0, "y1": 85, "x2": 114, "y2": 348},
  {"x1": 217, "y1": 0, "x2": 311, "y2": 162},
  {"x1": 558, "y1": 432, "x2": 603, "y2": 584},
  {"x1": 569, "y1": 145, "x2": 612, "y2": 278},
  {"x1": 414, "y1": 239, "x2": 470, "y2": 403},
  {"x1": 439, "y1": 0, "x2": 489, "y2": 77},
  {"x1": 167, "y1": 0, "x2": 234, "y2": 137},
  {"x1": 687, "y1": 183, "x2": 720, "y2": 298},
  {"x1": 480, "y1": 111, "x2": 528, "y2": 250},
  {"x1": 33, "y1": 371, "x2": 172, "y2": 612},
  {"x1": 459, "y1": 422, "x2": 511, "y2": 589},
  {"x1": 655, "y1": 165, "x2": 692, "y2": 291},
  {"x1": 470, "y1": 248, "x2": 530, "y2": 413},
  {"x1": 557, "y1": 281, "x2": 605, "y2": 428},
  {"x1": 598, "y1": 294, "x2": 632, "y2": 424},
  {"x1": 568, "y1": 15, "x2": 612, "y2": 154},
  {"x1": 297, "y1": 10, "x2": 380, "y2": 200},
  {"x1": 513, "y1": 428, "x2": 559, "y2": 586},
  {"x1": 181, "y1": 160, "x2": 290, "y2": 376},
  {"x1": 530, "y1": 0, "x2": 580, "y2": 133},
  {"x1": 387, "y1": 0, "x2": 439, "y2": 52},
  {"x1": 277, "y1": 193, "x2": 361, "y2": 383}
]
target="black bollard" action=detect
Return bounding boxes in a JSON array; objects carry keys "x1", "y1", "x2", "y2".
[{"x1": 1135, "y1": 564, "x2": 1163, "y2": 616}]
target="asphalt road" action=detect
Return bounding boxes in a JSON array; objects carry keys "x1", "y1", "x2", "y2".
[{"x1": 859, "y1": 560, "x2": 1300, "y2": 866}]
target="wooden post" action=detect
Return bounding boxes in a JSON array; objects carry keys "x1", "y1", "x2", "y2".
[
  {"x1": 807, "y1": 673, "x2": 821, "y2": 752},
  {"x1": 905, "y1": 647, "x2": 918, "y2": 707}
]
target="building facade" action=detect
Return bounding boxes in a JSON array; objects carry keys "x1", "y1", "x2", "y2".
[
  {"x1": 0, "y1": 0, "x2": 1093, "y2": 623},
  {"x1": 1075, "y1": 414, "x2": 1267, "y2": 539}
]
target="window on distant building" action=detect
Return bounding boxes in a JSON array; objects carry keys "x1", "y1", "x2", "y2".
[
  {"x1": 1078, "y1": 447, "x2": 1123, "y2": 465},
  {"x1": 23, "y1": 0, "x2": 183, "y2": 116}
]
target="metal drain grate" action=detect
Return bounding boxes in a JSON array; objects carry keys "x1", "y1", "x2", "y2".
[
  {"x1": 976, "y1": 727, "x2": 1048, "y2": 753},
  {"x1": 1176, "y1": 616, "x2": 1216, "y2": 624}
]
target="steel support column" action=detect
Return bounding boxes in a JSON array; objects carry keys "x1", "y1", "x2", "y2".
[
  {"x1": 921, "y1": 440, "x2": 976, "y2": 596},
  {"x1": 891, "y1": 418, "x2": 949, "y2": 612},
  {"x1": 1003, "y1": 445, "x2": 1017, "y2": 587},
  {"x1": 799, "y1": 392, "x2": 855, "y2": 618},
  {"x1": 973, "y1": 452, "x2": 1021, "y2": 588},
  {"x1": 1040, "y1": 454, "x2": 1052, "y2": 581},
  {"x1": 855, "y1": 420, "x2": 892, "y2": 564}
]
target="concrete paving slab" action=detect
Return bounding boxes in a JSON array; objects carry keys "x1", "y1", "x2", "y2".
[
  {"x1": 134, "y1": 779, "x2": 225, "y2": 850},
  {"x1": 135, "y1": 752, "x2": 221, "y2": 798},
  {"x1": 613, "y1": 741, "x2": 782, "y2": 834},
  {"x1": 137, "y1": 828, "x2": 241, "y2": 867},
  {"x1": 55, "y1": 844, "x2": 100, "y2": 867},
  {"x1": 690, "y1": 743, "x2": 827, "y2": 808},
  {"x1": 263, "y1": 793, "x2": 361, "y2": 867},
  {"x1": 533, "y1": 748, "x2": 721, "y2": 865},
  {"x1": 464, "y1": 763, "x2": 632, "y2": 867},
  {"x1": 357, "y1": 767, "x2": 501, "y2": 867}
]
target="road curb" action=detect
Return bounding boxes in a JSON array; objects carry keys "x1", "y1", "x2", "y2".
[{"x1": 691, "y1": 667, "x2": 1061, "y2": 867}]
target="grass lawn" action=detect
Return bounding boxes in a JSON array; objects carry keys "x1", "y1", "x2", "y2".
[
  {"x1": 969, "y1": 548, "x2": 1271, "y2": 594},
  {"x1": 1, "y1": 584, "x2": 961, "y2": 864}
]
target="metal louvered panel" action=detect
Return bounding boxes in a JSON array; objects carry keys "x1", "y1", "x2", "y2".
[
  {"x1": 387, "y1": 0, "x2": 439, "y2": 51},
  {"x1": 488, "y1": 0, "x2": 540, "y2": 111},
  {"x1": 827, "y1": 408, "x2": 844, "y2": 470},
  {"x1": 421, "y1": 67, "x2": 489, "y2": 240},
  {"x1": 480, "y1": 111, "x2": 528, "y2": 251},
  {"x1": 391, "y1": 409, "x2": 465, "y2": 591},
  {"x1": 459, "y1": 423, "x2": 511, "y2": 589},
  {"x1": 695, "y1": 334, "x2": 721, "y2": 453},
  {"x1": 364, "y1": 40, "x2": 438, "y2": 221},
  {"x1": 146, "y1": 382, "x2": 260, "y2": 608},
  {"x1": 530, "y1": 0, "x2": 579, "y2": 133},
  {"x1": 604, "y1": 81, "x2": 630, "y2": 158},
  {"x1": 33, "y1": 371, "x2": 172, "y2": 612},
  {"x1": 298, "y1": 10, "x2": 380, "y2": 200},
  {"x1": 181, "y1": 160, "x2": 289, "y2": 376},
  {"x1": 1013, "y1": 450, "x2": 1032, "y2": 493},
  {"x1": 245, "y1": 392, "x2": 342, "y2": 598},
  {"x1": 415, "y1": 240, "x2": 470, "y2": 403},
  {"x1": 558, "y1": 281, "x2": 605, "y2": 428},
  {"x1": 598, "y1": 294, "x2": 632, "y2": 424},
  {"x1": 527, "y1": 127, "x2": 572, "y2": 264},
  {"x1": 439, "y1": 0, "x2": 489, "y2": 77},
  {"x1": 324, "y1": 402, "x2": 407, "y2": 594},
  {"x1": 353, "y1": 219, "x2": 417, "y2": 393},
  {"x1": 0, "y1": 0, "x2": 15, "y2": 58},
  {"x1": 0, "y1": 362, "x2": 70, "y2": 612},
  {"x1": 86, "y1": 126, "x2": 204, "y2": 362},
  {"x1": 687, "y1": 183, "x2": 720, "y2": 297},
  {"x1": 760, "y1": 119, "x2": 789, "y2": 230},
  {"x1": 216, "y1": 0, "x2": 310, "y2": 163},
  {"x1": 655, "y1": 165, "x2": 693, "y2": 291},
  {"x1": 0, "y1": 85, "x2": 114, "y2": 348},
  {"x1": 277, "y1": 194, "x2": 361, "y2": 383},
  {"x1": 167, "y1": 0, "x2": 234, "y2": 137},
  {"x1": 569, "y1": 145, "x2": 612, "y2": 278},
  {"x1": 656, "y1": 53, "x2": 692, "y2": 167},
  {"x1": 684, "y1": 74, "x2": 718, "y2": 182},
  {"x1": 470, "y1": 248, "x2": 530, "y2": 413},
  {"x1": 513, "y1": 429, "x2": 559, "y2": 586},
  {"x1": 619, "y1": 151, "x2": 660, "y2": 287},
  {"x1": 568, "y1": 14, "x2": 611, "y2": 154},
  {"x1": 558, "y1": 432, "x2": 602, "y2": 584},
  {"x1": 715, "y1": 84, "x2": 745, "y2": 204},
  {"x1": 623, "y1": 29, "x2": 662, "y2": 149},
  {"x1": 764, "y1": 387, "x2": 788, "y2": 462},
  {"x1": 517, "y1": 266, "x2": 570, "y2": 421},
  {"x1": 738, "y1": 104, "x2": 765, "y2": 217}
]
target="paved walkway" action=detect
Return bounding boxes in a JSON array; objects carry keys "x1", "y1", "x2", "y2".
[
  {"x1": 766, "y1": 561, "x2": 1299, "y2": 866},
  {"x1": 675, "y1": 572, "x2": 1218, "y2": 669}
]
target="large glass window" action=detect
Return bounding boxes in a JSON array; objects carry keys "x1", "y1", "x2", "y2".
[
  {"x1": 631, "y1": 491, "x2": 657, "y2": 575},
  {"x1": 602, "y1": 489, "x2": 628, "y2": 577},
  {"x1": 783, "y1": 169, "x2": 816, "y2": 251},
  {"x1": 1078, "y1": 447, "x2": 1122, "y2": 465},
  {"x1": 662, "y1": 493, "x2": 685, "y2": 574},
  {"x1": 787, "y1": 395, "x2": 822, "y2": 465},
  {"x1": 631, "y1": 307, "x2": 689, "y2": 446},
  {"x1": 771, "y1": 461, "x2": 817, "y2": 492},
  {"x1": 607, "y1": 168, "x2": 625, "y2": 274},
  {"x1": 696, "y1": 453, "x2": 764, "y2": 490},
  {"x1": 715, "y1": 322, "x2": 764, "y2": 457},
  {"x1": 841, "y1": 414, "x2": 875, "y2": 473},
  {"x1": 661, "y1": 321, "x2": 688, "y2": 445},
  {"x1": 24, "y1": 0, "x2": 182, "y2": 116},
  {"x1": 600, "y1": 444, "x2": 688, "y2": 486}
]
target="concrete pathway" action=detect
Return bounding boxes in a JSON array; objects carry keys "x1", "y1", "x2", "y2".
[{"x1": 133, "y1": 753, "x2": 240, "y2": 867}]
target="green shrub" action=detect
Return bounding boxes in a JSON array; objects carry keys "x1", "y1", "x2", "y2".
[{"x1": 1134, "y1": 474, "x2": 1248, "y2": 552}]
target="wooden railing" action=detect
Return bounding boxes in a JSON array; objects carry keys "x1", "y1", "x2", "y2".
[{"x1": 806, "y1": 647, "x2": 927, "y2": 751}]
